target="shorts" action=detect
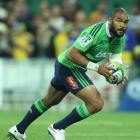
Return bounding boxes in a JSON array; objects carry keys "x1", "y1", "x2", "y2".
[{"x1": 51, "y1": 60, "x2": 94, "y2": 94}]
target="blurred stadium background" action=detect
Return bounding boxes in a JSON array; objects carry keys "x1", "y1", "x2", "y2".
[{"x1": 0, "y1": 0, "x2": 140, "y2": 139}]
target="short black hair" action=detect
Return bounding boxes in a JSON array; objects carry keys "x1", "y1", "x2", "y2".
[{"x1": 112, "y1": 7, "x2": 128, "y2": 17}]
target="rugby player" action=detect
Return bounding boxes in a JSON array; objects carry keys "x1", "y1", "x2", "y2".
[{"x1": 8, "y1": 7, "x2": 129, "y2": 140}]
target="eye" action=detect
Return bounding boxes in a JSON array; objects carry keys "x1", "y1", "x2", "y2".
[
  {"x1": 124, "y1": 20, "x2": 129, "y2": 24},
  {"x1": 116, "y1": 18, "x2": 122, "y2": 22}
]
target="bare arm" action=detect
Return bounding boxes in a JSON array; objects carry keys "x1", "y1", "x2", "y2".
[
  {"x1": 67, "y1": 47, "x2": 111, "y2": 78},
  {"x1": 67, "y1": 47, "x2": 89, "y2": 68}
]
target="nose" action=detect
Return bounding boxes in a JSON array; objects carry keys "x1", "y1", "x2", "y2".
[{"x1": 120, "y1": 22, "x2": 127, "y2": 29}]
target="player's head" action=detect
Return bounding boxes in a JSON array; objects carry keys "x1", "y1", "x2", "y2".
[{"x1": 109, "y1": 7, "x2": 129, "y2": 37}]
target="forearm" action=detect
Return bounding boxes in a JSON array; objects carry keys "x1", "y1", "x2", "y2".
[
  {"x1": 68, "y1": 48, "x2": 89, "y2": 68},
  {"x1": 67, "y1": 47, "x2": 99, "y2": 71}
]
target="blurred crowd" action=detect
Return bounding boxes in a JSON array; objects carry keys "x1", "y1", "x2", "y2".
[{"x1": 0, "y1": 0, "x2": 140, "y2": 68}]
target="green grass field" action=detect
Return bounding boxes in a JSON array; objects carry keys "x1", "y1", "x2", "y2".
[{"x1": 0, "y1": 110, "x2": 140, "y2": 140}]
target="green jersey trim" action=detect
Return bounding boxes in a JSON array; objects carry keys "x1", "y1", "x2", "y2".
[
  {"x1": 90, "y1": 23, "x2": 104, "y2": 37},
  {"x1": 71, "y1": 68, "x2": 89, "y2": 87}
]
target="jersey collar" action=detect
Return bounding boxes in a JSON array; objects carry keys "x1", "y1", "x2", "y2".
[{"x1": 106, "y1": 21, "x2": 112, "y2": 37}]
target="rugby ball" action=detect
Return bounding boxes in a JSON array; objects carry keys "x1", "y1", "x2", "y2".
[{"x1": 107, "y1": 62, "x2": 124, "y2": 84}]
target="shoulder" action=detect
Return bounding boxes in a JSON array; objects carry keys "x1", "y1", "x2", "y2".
[
  {"x1": 82, "y1": 22, "x2": 105, "y2": 38},
  {"x1": 85, "y1": 22, "x2": 105, "y2": 31}
]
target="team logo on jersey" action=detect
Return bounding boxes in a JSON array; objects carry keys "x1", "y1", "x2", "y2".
[
  {"x1": 66, "y1": 76, "x2": 78, "y2": 90},
  {"x1": 95, "y1": 51, "x2": 112, "y2": 58},
  {"x1": 79, "y1": 34, "x2": 92, "y2": 47}
]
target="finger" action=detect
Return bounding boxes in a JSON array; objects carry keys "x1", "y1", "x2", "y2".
[
  {"x1": 122, "y1": 80, "x2": 125, "y2": 85},
  {"x1": 123, "y1": 78, "x2": 127, "y2": 83},
  {"x1": 108, "y1": 70, "x2": 114, "y2": 75},
  {"x1": 123, "y1": 76, "x2": 128, "y2": 84},
  {"x1": 105, "y1": 73, "x2": 110, "y2": 79},
  {"x1": 108, "y1": 63, "x2": 118, "y2": 70},
  {"x1": 125, "y1": 76, "x2": 128, "y2": 81},
  {"x1": 117, "y1": 81, "x2": 124, "y2": 86},
  {"x1": 106, "y1": 71, "x2": 112, "y2": 77},
  {"x1": 107, "y1": 65, "x2": 115, "y2": 70},
  {"x1": 121, "y1": 78, "x2": 127, "y2": 85}
]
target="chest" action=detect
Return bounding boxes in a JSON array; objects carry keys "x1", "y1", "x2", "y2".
[{"x1": 88, "y1": 39, "x2": 111, "y2": 57}]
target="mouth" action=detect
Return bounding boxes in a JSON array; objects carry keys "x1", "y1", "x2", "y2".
[{"x1": 117, "y1": 29, "x2": 125, "y2": 35}]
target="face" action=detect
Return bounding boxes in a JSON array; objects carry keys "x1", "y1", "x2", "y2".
[{"x1": 109, "y1": 12, "x2": 129, "y2": 37}]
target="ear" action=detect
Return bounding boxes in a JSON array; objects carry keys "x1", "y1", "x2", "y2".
[{"x1": 109, "y1": 17, "x2": 113, "y2": 24}]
